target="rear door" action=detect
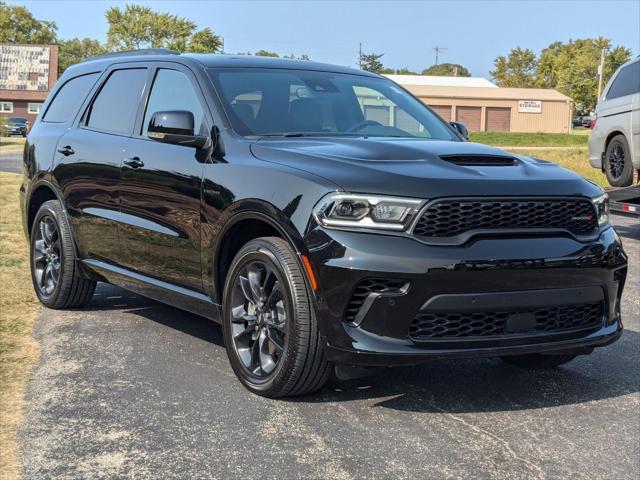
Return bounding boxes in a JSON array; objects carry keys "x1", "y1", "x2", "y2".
[
  {"x1": 117, "y1": 64, "x2": 210, "y2": 292},
  {"x1": 54, "y1": 66, "x2": 148, "y2": 262}
]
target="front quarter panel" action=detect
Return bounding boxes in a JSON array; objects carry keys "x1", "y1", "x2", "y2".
[{"x1": 200, "y1": 143, "x2": 339, "y2": 304}]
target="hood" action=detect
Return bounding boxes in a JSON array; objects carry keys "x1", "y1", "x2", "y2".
[{"x1": 250, "y1": 137, "x2": 602, "y2": 198}]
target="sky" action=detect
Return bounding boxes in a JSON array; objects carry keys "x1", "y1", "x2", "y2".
[{"x1": 10, "y1": 0, "x2": 640, "y2": 78}]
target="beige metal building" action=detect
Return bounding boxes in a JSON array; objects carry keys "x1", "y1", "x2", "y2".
[{"x1": 385, "y1": 75, "x2": 573, "y2": 133}]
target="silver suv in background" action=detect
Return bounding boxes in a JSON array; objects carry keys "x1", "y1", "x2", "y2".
[{"x1": 588, "y1": 57, "x2": 639, "y2": 186}]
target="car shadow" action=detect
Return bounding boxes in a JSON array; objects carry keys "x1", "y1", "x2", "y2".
[
  {"x1": 613, "y1": 220, "x2": 639, "y2": 241},
  {"x1": 85, "y1": 283, "x2": 639, "y2": 414}
]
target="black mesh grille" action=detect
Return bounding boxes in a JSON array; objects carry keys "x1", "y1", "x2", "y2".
[
  {"x1": 413, "y1": 198, "x2": 598, "y2": 238},
  {"x1": 345, "y1": 279, "x2": 408, "y2": 323},
  {"x1": 439, "y1": 155, "x2": 517, "y2": 166},
  {"x1": 409, "y1": 302, "x2": 604, "y2": 340}
]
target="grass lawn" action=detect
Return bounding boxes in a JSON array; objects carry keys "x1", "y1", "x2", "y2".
[
  {"x1": 0, "y1": 137, "x2": 27, "y2": 155},
  {"x1": 505, "y1": 148, "x2": 607, "y2": 187},
  {"x1": 0, "y1": 172, "x2": 39, "y2": 480},
  {"x1": 470, "y1": 131, "x2": 588, "y2": 147}
]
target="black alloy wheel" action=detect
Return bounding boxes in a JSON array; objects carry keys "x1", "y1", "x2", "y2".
[
  {"x1": 604, "y1": 134, "x2": 633, "y2": 187},
  {"x1": 230, "y1": 260, "x2": 288, "y2": 378},
  {"x1": 32, "y1": 215, "x2": 62, "y2": 297},
  {"x1": 222, "y1": 237, "x2": 331, "y2": 397},
  {"x1": 30, "y1": 200, "x2": 96, "y2": 308}
]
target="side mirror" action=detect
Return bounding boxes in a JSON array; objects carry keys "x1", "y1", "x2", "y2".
[
  {"x1": 147, "y1": 110, "x2": 209, "y2": 148},
  {"x1": 449, "y1": 121, "x2": 469, "y2": 140}
]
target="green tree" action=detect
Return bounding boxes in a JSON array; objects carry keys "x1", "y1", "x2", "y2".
[
  {"x1": 58, "y1": 38, "x2": 105, "y2": 74},
  {"x1": 422, "y1": 63, "x2": 471, "y2": 77},
  {"x1": 254, "y1": 50, "x2": 279, "y2": 57},
  {"x1": 0, "y1": 1, "x2": 57, "y2": 43},
  {"x1": 187, "y1": 28, "x2": 223, "y2": 53},
  {"x1": 395, "y1": 67, "x2": 418, "y2": 75},
  {"x1": 359, "y1": 52, "x2": 385, "y2": 74},
  {"x1": 536, "y1": 38, "x2": 631, "y2": 114},
  {"x1": 105, "y1": 4, "x2": 221, "y2": 53},
  {"x1": 491, "y1": 47, "x2": 537, "y2": 87}
]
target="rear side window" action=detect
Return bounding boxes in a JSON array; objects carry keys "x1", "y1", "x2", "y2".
[
  {"x1": 86, "y1": 68, "x2": 147, "y2": 134},
  {"x1": 607, "y1": 61, "x2": 640, "y2": 100},
  {"x1": 42, "y1": 73, "x2": 99, "y2": 123}
]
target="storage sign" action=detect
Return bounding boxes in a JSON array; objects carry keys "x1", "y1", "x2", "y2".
[{"x1": 518, "y1": 100, "x2": 542, "y2": 113}]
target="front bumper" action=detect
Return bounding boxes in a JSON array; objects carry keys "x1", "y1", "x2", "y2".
[{"x1": 304, "y1": 224, "x2": 627, "y2": 366}]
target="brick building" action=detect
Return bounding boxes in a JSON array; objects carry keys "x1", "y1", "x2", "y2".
[{"x1": 0, "y1": 43, "x2": 59, "y2": 125}]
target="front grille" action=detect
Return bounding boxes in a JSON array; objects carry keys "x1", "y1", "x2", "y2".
[
  {"x1": 439, "y1": 154, "x2": 517, "y2": 166},
  {"x1": 409, "y1": 302, "x2": 604, "y2": 340},
  {"x1": 345, "y1": 278, "x2": 408, "y2": 323},
  {"x1": 413, "y1": 198, "x2": 598, "y2": 239}
]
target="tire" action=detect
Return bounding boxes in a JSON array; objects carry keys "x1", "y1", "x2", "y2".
[
  {"x1": 604, "y1": 134, "x2": 633, "y2": 187},
  {"x1": 30, "y1": 200, "x2": 96, "y2": 309},
  {"x1": 222, "y1": 237, "x2": 331, "y2": 397},
  {"x1": 500, "y1": 353, "x2": 577, "y2": 369}
]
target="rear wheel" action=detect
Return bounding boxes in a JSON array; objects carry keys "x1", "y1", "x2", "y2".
[
  {"x1": 604, "y1": 134, "x2": 633, "y2": 187},
  {"x1": 500, "y1": 353, "x2": 577, "y2": 369},
  {"x1": 30, "y1": 200, "x2": 96, "y2": 309},
  {"x1": 222, "y1": 237, "x2": 331, "y2": 397}
]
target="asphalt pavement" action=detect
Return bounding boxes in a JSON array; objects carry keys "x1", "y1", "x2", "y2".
[
  {"x1": 17, "y1": 216, "x2": 640, "y2": 479},
  {"x1": 0, "y1": 152, "x2": 23, "y2": 173}
]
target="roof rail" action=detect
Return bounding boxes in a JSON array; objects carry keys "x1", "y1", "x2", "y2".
[{"x1": 85, "y1": 48, "x2": 180, "y2": 62}]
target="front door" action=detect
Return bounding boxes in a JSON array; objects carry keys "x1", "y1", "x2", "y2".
[{"x1": 117, "y1": 66, "x2": 210, "y2": 292}]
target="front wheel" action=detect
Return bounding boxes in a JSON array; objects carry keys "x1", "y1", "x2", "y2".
[
  {"x1": 222, "y1": 237, "x2": 331, "y2": 397},
  {"x1": 500, "y1": 353, "x2": 577, "y2": 369}
]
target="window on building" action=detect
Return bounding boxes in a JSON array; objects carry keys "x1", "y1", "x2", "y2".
[
  {"x1": 142, "y1": 69, "x2": 206, "y2": 136},
  {"x1": 43, "y1": 72, "x2": 99, "y2": 123},
  {"x1": 86, "y1": 69, "x2": 147, "y2": 134},
  {"x1": 28, "y1": 103, "x2": 42, "y2": 114},
  {"x1": 0, "y1": 101, "x2": 13, "y2": 113}
]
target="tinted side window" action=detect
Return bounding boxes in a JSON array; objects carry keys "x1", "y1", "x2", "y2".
[
  {"x1": 86, "y1": 69, "x2": 147, "y2": 134},
  {"x1": 42, "y1": 73, "x2": 99, "y2": 123},
  {"x1": 142, "y1": 69, "x2": 206, "y2": 136},
  {"x1": 607, "y1": 62, "x2": 640, "y2": 100}
]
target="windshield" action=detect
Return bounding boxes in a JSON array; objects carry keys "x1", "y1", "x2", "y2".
[
  {"x1": 9, "y1": 117, "x2": 27, "y2": 125},
  {"x1": 208, "y1": 68, "x2": 459, "y2": 140}
]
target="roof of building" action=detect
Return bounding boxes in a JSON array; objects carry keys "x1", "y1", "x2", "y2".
[
  {"x1": 384, "y1": 74, "x2": 498, "y2": 88},
  {"x1": 405, "y1": 85, "x2": 572, "y2": 102}
]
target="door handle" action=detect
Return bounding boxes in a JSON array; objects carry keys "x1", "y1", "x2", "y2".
[
  {"x1": 57, "y1": 146, "x2": 75, "y2": 156},
  {"x1": 123, "y1": 156, "x2": 144, "y2": 169}
]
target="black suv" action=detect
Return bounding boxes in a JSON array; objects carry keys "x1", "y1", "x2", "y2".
[{"x1": 21, "y1": 50, "x2": 627, "y2": 397}]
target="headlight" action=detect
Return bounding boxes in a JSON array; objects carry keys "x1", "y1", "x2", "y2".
[
  {"x1": 592, "y1": 193, "x2": 609, "y2": 226},
  {"x1": 313, "y1": 193, "x2": 424, "y2": 231}
]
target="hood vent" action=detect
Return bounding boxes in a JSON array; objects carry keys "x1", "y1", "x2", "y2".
[{"x1": 439, "y1": 154, "x2": 517, "y2": 166}]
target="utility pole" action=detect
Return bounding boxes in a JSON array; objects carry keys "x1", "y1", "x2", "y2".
[
  {"x1": 358, "y1": 42, "x2": 362, "y2": 69},
  {"x1": 596, "y1": 47, "x2": 605, "y2": 102},
  {"x1": 433, "y1": 46, "x2": 447, "y2": 66},
  {"x1": 220, "y1": 37, "x2": 225, "y2": 54}
]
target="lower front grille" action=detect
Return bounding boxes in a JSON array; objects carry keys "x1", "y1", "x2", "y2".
[
  {"x1": 345, "y1": 278, "x2": 408, "y2": 323},
  {"x1": 409, "y1": 302, "x2": 604, "y2": 340}
]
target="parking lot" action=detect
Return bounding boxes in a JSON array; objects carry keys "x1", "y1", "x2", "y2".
[{"x1": 13, "y1": 214, "x2": 638, "y2": 479}]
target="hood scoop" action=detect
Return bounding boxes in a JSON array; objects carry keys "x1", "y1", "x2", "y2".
[{"x1": 439, "y1": 154, "x2": 517, "y2": 166}]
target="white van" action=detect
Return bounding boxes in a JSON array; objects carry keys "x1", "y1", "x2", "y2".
[{"x1": 588, "y1": 57, "x2": 639, "y2": 186}]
